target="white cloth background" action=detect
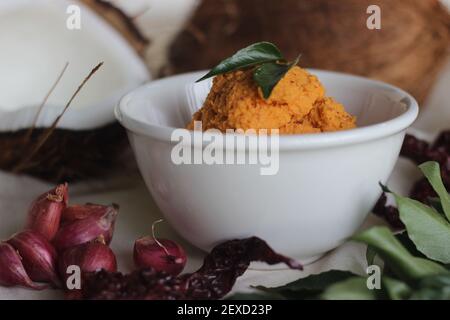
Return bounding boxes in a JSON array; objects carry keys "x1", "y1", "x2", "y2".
[{"x1": 0, "y1": 0, "x2": 448, "y2": 299}]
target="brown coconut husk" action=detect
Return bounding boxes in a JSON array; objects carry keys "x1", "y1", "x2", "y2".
[
  {"x1": 167, "y1": 0, "x2": 450, "y2": 104},
  {"x1": 0, "y1": 124, "x2": 127, "y2": 183},
  {"x1": 80, "y1": 0, "x2": 150, "y2": 56}
]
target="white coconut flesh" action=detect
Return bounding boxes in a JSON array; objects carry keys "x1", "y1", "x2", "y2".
[{"x1": 0, "y1": 0, "x2": 150, "y2": 131}]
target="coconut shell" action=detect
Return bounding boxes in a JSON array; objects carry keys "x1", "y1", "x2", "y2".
[
  {"x1": 80, "y1": 0, "x2": 149, "y2": 56},
  {"x1": 167, "y1": 0, "x2": 450, "y2": 104},
  {"x1": 0, "y1": 123, "x2": 128, "y2": 183},
  {"x1": 0, "y1": 2, "x2": 149, "y2": 182}
]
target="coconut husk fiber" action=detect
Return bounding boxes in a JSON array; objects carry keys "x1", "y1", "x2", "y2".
[
  {"x1": 80, "y1": 0, "x2": 149, "y2": 56},
  {"x1": 0, "y1": 123, "x2": 128, "y2": 183},
  {"x1": 167, "y1": 0, "x2": 450, "y2": 104}
]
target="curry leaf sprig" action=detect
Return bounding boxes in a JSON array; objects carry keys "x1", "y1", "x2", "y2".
[
  {"x1": 196, "y1": 42, "x2": 301, "y2": 99},
  {"x1": 380, "y1": 161, "x2": 450, "y2": 264},
  {"x1": 229, "y1": 161, "x2": 450, "y2": 300}
]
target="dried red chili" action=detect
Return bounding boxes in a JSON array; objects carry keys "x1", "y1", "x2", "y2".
[
  {"x1": 74, "y1": 237, "x2": 302, "y2": 300},
  {"x1": 433, "y1": 130, "x2": 450, "y2": 153},
  {"x1": 372, "y1": 193, "x2": 404, "y2": 230},
  {"x1": 181, "y1": 237, "x2": 302, "y2": 299},
  {"x1": 400, "y1": 134, "x2": 431, "y2": 165}
]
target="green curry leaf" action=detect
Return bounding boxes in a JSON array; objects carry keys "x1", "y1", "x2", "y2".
[
  {"x1": 254, "y1": 270, "x2": 356, "y2": 299},
  {"x1": 253, "y1": 55, "x2": 300, "y2": 99},
  {"x1": 382, "y1": 277, "x2": 411, "y2": 300},
  {"x1": 409, "y1": 274, "x2": 450, "y2": 300},
  {"x1": 196, "y1": 42, "x2": 283, "y2": 82},
  {"x1": 419, "y1": 161, "x2": 450, "y2": 221},
  {"x1": 321, "y1": 277, "x2": 377, "y2": 300},
  {"x1": 352, "y1": 227, "x2": 447, "y2": 282},
  {"x1": 394, "y1": 194, "x2": 450, "y2": 264},
  {"x1": 366, "y1": 245, "x2": 377, "y2": 266}
]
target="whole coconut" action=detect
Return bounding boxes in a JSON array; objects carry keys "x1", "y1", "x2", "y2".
[{"x1": 167, "y1": 0, "x2": 450, "y2": 104}]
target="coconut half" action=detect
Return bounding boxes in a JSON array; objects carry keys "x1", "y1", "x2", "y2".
[{"x1": 0, "y1": 0, "x2": 151, "y2": 182}]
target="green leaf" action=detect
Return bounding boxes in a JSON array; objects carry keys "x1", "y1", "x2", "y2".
[
  {"x1": 382, "y1": 277, "x2": 411, "y2": 300},
  {"x1": 419, "y1": 161, "x2": 450, "y2": 221},
  {"x1": 321, "y1": 277, "x2": 378, "y2": 300},
  {"x1": 428, "y1": 197, "x2": 445, "y2": 216},
  {"x1": 196, "y1": 42, "x2": 283, "y2": 82},
  {"x1": 395, "y1": 232, "x2": 426, "y2": 259},
  {"x1": 409, "y1": 274, "x2": 450, "y2": 300},
  {"x1": 394, "y1": 194, "x2": 450, "y2": 264},
  {"x1": 366, "y1": 246, "x2": 377, "y2": 266},
  {"x1": 384, "y1": 177, "x2": 450, "y2": 263},
  {"x1": 253, "y1": 55, "x2": 300, "y2": 99},
  {"x1": 352, "y1": 227, "x2": 447, "y2": 282},
  {"x1": 256, "y1": 270, "x2": 355, "y2": 299}
]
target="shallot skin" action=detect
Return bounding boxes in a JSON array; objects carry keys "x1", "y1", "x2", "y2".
[
  {"x1": 53, "y1": 206, "x2": 117, "y2": 250},
  {"x1": 0, "y1": 242, "x2": 46, "y2": 290},
  {"x1": 61, "y1": 203, "x2": 118, "y2": 244},
  {"x1": 7, "y1": 230, "x2": 60, "y2": 287},
  {"x1": 62, "y1": 204, "x2": 112, "y2": 221},
  {"x1": 133, "y1": 237, "x2": 187, "y2": 276},
  {"x1": 26, "y1": 184, "x2": 68, "y2": 241}
]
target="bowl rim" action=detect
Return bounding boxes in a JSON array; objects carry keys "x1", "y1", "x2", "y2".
[{"x1": 116, "y1": 69, "x2": 419, "y2": 150}]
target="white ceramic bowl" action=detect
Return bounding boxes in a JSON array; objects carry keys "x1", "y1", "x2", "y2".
[{"x1": 116, "y1": 70, "x2": 418, "y2": 262}]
